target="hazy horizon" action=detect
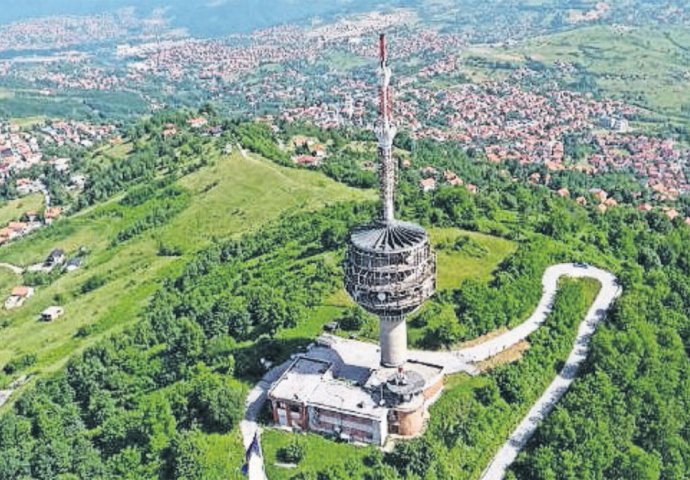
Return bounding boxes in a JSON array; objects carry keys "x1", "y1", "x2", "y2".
[{"x1": 0, "y1": 0, "x2": 418, "y2": 36}]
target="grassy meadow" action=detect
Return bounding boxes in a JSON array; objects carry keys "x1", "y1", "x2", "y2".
[
  {"x1": 0, "y1": 150, "x2": 373, "y2": 392},
  {"x1": 0, "y1": 193, "x2": 43, "y2": 227},
  {"x1": 462, "y1": 25, "x2": 690, "y2": 120},
  {"x1": 521, "y1": 26, "x2": 690, "y2": 113},
  {"x1": 429, "y1": 227, "x2": 517, "y2": 290},
  {"x1": 263, "y1": 429, "x2": 375, "y2": 480}
]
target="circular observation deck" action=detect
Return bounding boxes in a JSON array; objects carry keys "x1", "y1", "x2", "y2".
[{"x1": 344, "y1": 220, "x2": 436, "y2": 317}]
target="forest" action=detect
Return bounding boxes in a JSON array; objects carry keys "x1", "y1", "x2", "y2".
[{"x1": 0, "y1": 115, "x2": 687, "y2": 479}]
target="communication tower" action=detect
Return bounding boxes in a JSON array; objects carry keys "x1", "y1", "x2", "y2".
[{"x1": 344, "y1": 34, "x2": 436, "y2": 367}]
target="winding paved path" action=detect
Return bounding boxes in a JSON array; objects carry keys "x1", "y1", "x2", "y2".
[
  {"x1": 239, "y1": 263, "x2": 622, "y2": 480},
  {"x1": 241, "y1": 359, "x2": 291, "y2": 480},
  {"x1": 478, "y1": 264, "x2": 621, "y2": 480}
]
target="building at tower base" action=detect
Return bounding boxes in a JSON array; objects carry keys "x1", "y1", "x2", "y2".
[{"x1": 267, "y1": 335, "x2": 444, "y2": 445}]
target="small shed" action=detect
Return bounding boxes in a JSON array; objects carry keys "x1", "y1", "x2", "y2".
[
  {"x1": 41, "y1": 306, "x2": 64, "y2": 322},
  {"x1": 11, "y1": 286, "x2": 34, "y2": 299},
  {"x1": 65, "y1": 258, "x2": 83, "y2": 272},
  {"x1": 45, "y1": 249, "x2": 65, "y2": 267},
  {"x1": 4, "y1": 286, "x2": 34, "y2": 310}
]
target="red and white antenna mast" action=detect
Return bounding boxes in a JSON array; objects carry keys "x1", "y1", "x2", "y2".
[{"x1": 376, "y1": 33, "x2": 397, "y2": 224}]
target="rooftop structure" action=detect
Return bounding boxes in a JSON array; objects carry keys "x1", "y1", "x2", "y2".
[{"x1": 343, "y1": 34, "x2": 436, "y2": 367}]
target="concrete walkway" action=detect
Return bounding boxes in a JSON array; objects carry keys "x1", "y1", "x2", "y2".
[
  {"x1": 0, "y1": 262, "x2": 24, "y2": 275},
  {"x1": 478, "y1": 264, "x2": 622, "y2": 480},
  {"x1": 0, "y1": 390, "x2": 12, "y2": 408},
  {"x1": 239, "y1": 359, "x2": 292, "y2": 480},
  {"x1": 240, "y1": 263, "x2": 622, "y2": 480}
]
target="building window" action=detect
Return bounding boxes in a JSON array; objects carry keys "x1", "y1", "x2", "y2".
[{"x1": 289, "y1": 404, "x2": 301, "y2": 413}]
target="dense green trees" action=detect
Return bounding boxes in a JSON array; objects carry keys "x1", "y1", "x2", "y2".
[
  {"x1": 168, "y1": 428, "x2": 209, "y2": 480},
  {"x1": 234, "y1": 122, "x2": 290, "y2": 165},
  {"x1": 114, "y1": 186, "x2": 191, "y2": 244},
  {"x1": 320, "y1": 149, "x2": 378, "y2": 189},
  {"x1": 511, "y1": 279, "x2": 690, "y2": 479},
  {"x1": 384, "y1": 437, "x2": 437, "y2": 478},
  {"x1": 185, "y1": 368, "x2": 244, "y2": 433},
  {"x1": 0, "y1": 118, "x2": 688, "y2": 479},
  {"x1": 0, "y1": 199, "x2": 375, "y2": 479},
  {"x1": 76, "y1": 112, "x2": 215, "y2": 211},
  {"x1": 418, "y1": 303, "x2": 466, "y2": 349}
]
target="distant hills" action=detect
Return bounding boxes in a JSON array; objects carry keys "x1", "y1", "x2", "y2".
[{"x1": 0, "y1": 0, "x2": 419, "y2": 37}]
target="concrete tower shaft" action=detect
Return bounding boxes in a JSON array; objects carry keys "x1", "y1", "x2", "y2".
[{"x1": 379, "y1": 315, "x2": 407, "y2": 367}]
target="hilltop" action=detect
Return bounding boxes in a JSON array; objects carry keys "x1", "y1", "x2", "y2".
[
  {"x1": 0, "y1": 114, "x2": 372, "y2": 391},
  {"x1": 0, "y1": 114, "x2": 686, "y2": 479}
]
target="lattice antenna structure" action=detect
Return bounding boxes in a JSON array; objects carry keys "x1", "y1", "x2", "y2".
[{"x1": 376, "y1": 33, "x2": 397, "y2": 224}]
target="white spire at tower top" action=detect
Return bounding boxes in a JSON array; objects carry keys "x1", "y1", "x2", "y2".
[{"x1": 376, "y1": 33, "x2": 397, "y2": 224}]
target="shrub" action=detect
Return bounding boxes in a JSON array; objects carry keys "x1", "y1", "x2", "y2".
[
  {"x1": 384, "y1": 437, "x2": 436, "y2": 478},
  {"x1": 157, "y1": 242, "x2": 183, "y2": 257},
  {"x1": 277, "y1": 439, "x2": 305, "y2": 464},
  {"x1": 120, "y1": 184, "x2": 156, "y2": 207},
  {"x1": 23, "y1": 270, "x2": 60, "y2": 287},
  {"x1": 338, "y1": 306, "x2": 368, "y2": 331},
  {"x1": 75, "y1": 325, "x2": 95, "y2": 338},
  {"x1": 80, "y1": 275, "x2": 107, "y2": 294},
  {"x1": 3, "y1": 353, "x2": 37, "y2": 374}
]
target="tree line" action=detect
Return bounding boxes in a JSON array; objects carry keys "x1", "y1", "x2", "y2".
[{"x1": 0, "y1": 118, "x2": 688, "y2": 479}]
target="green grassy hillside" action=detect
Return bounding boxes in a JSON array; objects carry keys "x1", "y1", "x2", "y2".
[
  {"x1": 430, "y1": 227, "x2": 517, "y2": 290},
  {"x1": 521, "y1": 26, "x2": 690, "y2": 114},
  {"x1": 0, "y1": 150, "x2": 373, "y2": 386},
  {"x1": 0, "y1": 193, "x2": 43, "y2": 227}
]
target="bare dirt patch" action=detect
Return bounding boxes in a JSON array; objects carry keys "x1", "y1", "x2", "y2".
[
  {"x1": 476, "y1": 340, "x2": 530, "y2": 372},
  {"x1": 455, "y1": 327, "x2": 509, "y2": 349}
]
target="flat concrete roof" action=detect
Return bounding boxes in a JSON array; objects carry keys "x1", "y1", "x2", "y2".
[
  {"x1": 268, "y1": 356, "x2": 332, "y2": 403},
  {"x1": 308, "y1": 378, "x2": 386, "y2": 420},
  {"x1": 269, "y1": 355, "x2": 387, "y2": 420}
]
